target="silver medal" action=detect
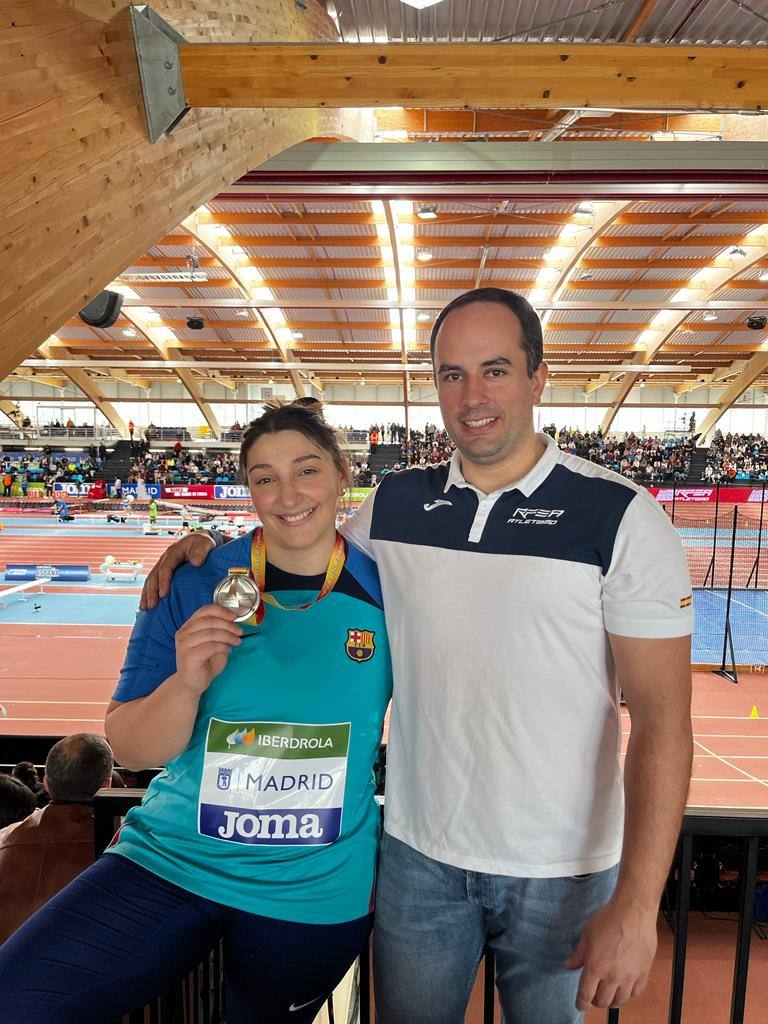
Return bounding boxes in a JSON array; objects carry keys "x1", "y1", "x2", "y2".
[{"x1": 213, "y1": 573, "x2": 261, "y2": 622}]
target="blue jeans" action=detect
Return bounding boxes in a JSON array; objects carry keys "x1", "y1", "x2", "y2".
[{"x1": 374, "y1": 833, "x2": 618, "y2": 1024}]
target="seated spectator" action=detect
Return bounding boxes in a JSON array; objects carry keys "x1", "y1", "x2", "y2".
[
  {"x1": 11, "y1": 762, "x2": 48, "y2": 808},
  {"x1": 0, "y1": 734, "x2": 113, "y2": 944},
  {"x1": 0, "y1": 775, "x2": 36, "y2": 830}
]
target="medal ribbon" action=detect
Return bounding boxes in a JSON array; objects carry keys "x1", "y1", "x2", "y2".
[{"x1": 247, "y1": 526, "x2": 346, "y2": 625}]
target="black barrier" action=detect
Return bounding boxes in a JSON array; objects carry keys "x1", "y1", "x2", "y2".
[{"x1": 94, "y1": 795, "x2": 767, "y2": 1024}]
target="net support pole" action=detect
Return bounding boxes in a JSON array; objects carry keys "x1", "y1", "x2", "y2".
[
  {"x1": 704, "y1": 481, "x2": 720, "y2": 588},
  {"x1": 715, "y1": 505, "x2": 739, "y2": 684},
  {"x1": 749, "y1": 479, "x2": 765, "y2": 589},
  {"x1": 671, "y1": 479, "x2": 677, "y2": 525}
]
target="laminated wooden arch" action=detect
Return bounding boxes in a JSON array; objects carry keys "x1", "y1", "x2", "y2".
[{"x1": 0, "y1": 0, "x2": 373, "y2": 386}]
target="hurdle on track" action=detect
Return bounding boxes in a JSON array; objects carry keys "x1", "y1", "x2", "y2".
[{"x1": 0, "y1": 580, "x2": 45, "y2": 609}]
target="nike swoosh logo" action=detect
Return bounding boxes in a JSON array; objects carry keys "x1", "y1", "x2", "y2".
[
  {"x1": 423, "y1": 500, "x2": 453, "y2": 512},
  {"x1": 289, "y1": 995, "x2": 325, "y2": 1013}
]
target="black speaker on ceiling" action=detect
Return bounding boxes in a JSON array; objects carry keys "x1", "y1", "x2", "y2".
[{"x1": 77, "y1": 290, "x2": 123, "y2": 328}]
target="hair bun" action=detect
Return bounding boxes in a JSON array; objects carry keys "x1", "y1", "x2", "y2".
[{"x1": 293, "y1": 396, "x2": 324, "y2": 413}]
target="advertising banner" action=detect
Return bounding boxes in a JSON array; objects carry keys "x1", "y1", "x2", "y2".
[
  {"x1": 5, "y1": 564, "x2": 91, "y2": 582},
  {"x1": 162, "y1": 484, "x2": 216, "y2": 499},
  {"x1": 648, "y1": 486, "x2": 766, "y2": 504},
  {"x1": 213, "y1": 484, "x2": 250, "y2": 500}
]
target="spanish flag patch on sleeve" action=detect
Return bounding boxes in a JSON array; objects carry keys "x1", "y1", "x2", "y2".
[{"x1": 680, "y1": 595, "x2": 692, "y2": 609}]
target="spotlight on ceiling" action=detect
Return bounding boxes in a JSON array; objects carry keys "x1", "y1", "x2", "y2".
[
  {"x1": 759, "y1": 270, "x2": 768, "y2": 282},
  {"x1": 702, "y1": 311, "x2": 718, "y2": 322},
  {"x1": 731, "y1": 246, "x2": 747, "y2": 257},
  {"x1": 417, "y1": 204, "x2": 438, "y2": 221},
  {"x1": 576, "y1": 202, "x2": 594, "y2": 214},
  {"x1": 78, "y1": 290, "x2": 123, "y2": 329},
  {"x1": 416, "y1": 248, "x2": 434, "y2": 263},
  {"x1": 416, "y1": 311, "x2": 433, "y2": 322},
  {"x1": 291, "y1": 331, "x2": 304, "y2": 340},
  {"x1": 236, "y1": 310, "x2": 250, "y2": 317}
]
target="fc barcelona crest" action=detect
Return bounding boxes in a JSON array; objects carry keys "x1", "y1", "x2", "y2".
[{"x1": 345, "y1": 628, "x2": 376, "y2": 663}]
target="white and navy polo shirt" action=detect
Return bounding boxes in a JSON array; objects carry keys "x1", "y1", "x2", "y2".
[{"x1": 343, "y1": 432, "x2": 693, "y2": 878}]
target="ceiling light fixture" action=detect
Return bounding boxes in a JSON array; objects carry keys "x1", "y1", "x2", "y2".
[
  {"x1": 576, "y1": 202, "x2": 594, "y2": 214},
  {"x1": 702, "y1": 311, "x2": 718, "y2": 321},
  {"x1": 416, "y1": 248, "x2": 434, "y2": 263},
  {"x1": 236, "y1": 310, "x2": 250, "y2": 317},
  {"x1": 291, "y1": 331, "x2": 304, "y2": 340},
  {"x1": 416, "y1": 311, "x2": 433, "y2": 322},
  {"x1": 417, "y1": 204, "x2": 438, "y2": 221},
  {"x1": 759, "y1": 270, "x2": 768, "y2": 282},
  {"x1": 731, "y1": 246, "x2": 747, "y2": 257},
  {"x1": 122, "y1": 329, "x2": 138, "y2": 338},
  {"x1": 400, "y1": 0, "x2": 444, "y2": 8}
]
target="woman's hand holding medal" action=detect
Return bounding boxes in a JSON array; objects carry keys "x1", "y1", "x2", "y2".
[{"x1": 175, "y1": 605, "x2": 243, "y2": 696}]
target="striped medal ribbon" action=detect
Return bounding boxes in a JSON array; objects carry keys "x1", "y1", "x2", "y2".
[{"x1": 246, "y1": 526, "x2": 346, "y2": 626}]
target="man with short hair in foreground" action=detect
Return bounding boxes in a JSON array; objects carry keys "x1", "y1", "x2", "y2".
[{"x1": 0, "y1": 733, "x2": 114, "y2": 944}]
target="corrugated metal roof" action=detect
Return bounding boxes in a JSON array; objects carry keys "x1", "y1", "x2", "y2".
[{"x1": 332, "y1": 0, "x2": 768, "y2": 44}]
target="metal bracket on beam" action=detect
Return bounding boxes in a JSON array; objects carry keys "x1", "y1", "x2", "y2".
[{"x1": 131, "y1": 5, "x2": 189, "y2": 144}]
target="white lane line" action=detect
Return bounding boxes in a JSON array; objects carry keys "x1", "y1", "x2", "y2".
[
  {"x1": 693, "y1": 738, "x2": 768, "y2": 789},
  {"x1": 623, "y1": 732, "x2": 768, "y2": 739},
  {"x1": 0, "y1": 717, "x2": 105, "y2": 723},
  {"x1": 621, "y1": 715, "x2": 768, "y2": 722},
  {"x1": 5, "y1": 700, "x2": 109, "y2": 706},
  {"x1": 0, "y1": 632, "x2": 129, "y2": 639}
]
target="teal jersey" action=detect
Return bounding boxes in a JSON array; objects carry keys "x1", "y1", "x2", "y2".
[{"x1": 108, "y1": 533, "x2": 392, "y2": 924}]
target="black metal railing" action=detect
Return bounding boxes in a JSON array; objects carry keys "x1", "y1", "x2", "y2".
[{"x1": 94, "y1": 795, "x2": 767, "y2": 1024}]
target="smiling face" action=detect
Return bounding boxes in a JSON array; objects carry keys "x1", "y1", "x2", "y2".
[
  {"x1": 434, "y1": 301, "x2": 548, "y2": 471},
  {"x1": 244, "y1": 429, "x2": 346, "y2": 572}
]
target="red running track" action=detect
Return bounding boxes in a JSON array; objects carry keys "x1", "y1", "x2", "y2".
[{"x1": 0, "y1": 535, "x2": 175, "y2": 573}]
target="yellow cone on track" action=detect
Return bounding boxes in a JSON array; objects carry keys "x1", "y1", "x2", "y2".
[{"x1": 750, "y1": 705, "x2": 760, "y2": 719}]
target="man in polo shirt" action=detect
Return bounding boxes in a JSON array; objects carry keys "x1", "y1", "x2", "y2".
[{"x1": 141, "y1": 287, "x2": 693, "y2": 1023}]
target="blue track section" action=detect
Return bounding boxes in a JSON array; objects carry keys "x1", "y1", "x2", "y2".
[
  {"x1": 693, "y1": 589, "x2": 768, "y2": 665},
  {"x1": 0, "y1": 591, "x2": 138, "y2": 626}
]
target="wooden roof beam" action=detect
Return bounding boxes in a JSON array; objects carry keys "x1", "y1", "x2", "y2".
[
  {"x1": 0, "y1": 396, "x2": 28, "y2": 430},
  {"x1": 698, "y1": 352, "x2": 768, "y2": 441},
  {"x1": 179, "y1": 43, "x2": 768, "y2": 112},
  {"x1": 183, "y1": 213, "x2": 306, "y2": 397},
  {"x1": 600, "y1": 235, "x2": 768, "y2": 432},
  {"x1": 674, "y1": 362, "x2": 746, "y2": 395},
  {"x1": 117, "y1": 309, "x2": 222, "y2": 438}
]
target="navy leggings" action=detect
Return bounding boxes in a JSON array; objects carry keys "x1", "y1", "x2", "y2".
[{"x1": 0, "y1": 853, "x2": 371, "y2": 1024}]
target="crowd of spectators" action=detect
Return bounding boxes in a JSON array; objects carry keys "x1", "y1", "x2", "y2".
[
  {"x1": 127, "y1": 438, "x2": 241, "y2": 486},
  {"x1": 0, "y1": 445, "x2": 107, "y2": 496},
  {"x1": 399, "y1": 425, "x2": 455, "y2": 467},
  {"x1": 703, "y1": 432, "x2": 768, "y2": 482},
  {"x1": 361, "y1": 422, "x2": 694, "y2": 484},
  {"x1": 550, "y1": 428, "x2": 693, "y2": 483}
]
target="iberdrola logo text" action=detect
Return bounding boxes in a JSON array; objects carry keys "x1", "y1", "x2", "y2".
[{"x1": 199, "y1": 720, "x2": 350, "y2": 846}]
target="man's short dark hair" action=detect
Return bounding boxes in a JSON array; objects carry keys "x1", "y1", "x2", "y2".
[
  {"x1": 429, "y1": 287, "x2": 544, "y2": 378},
  {"x1": 44, "y1": 734, "x2": 114, "y2": 802}
]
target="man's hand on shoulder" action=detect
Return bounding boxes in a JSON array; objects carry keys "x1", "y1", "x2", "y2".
[{"x1": 140, "y1": 532, "x2": 217, "y2": 611}]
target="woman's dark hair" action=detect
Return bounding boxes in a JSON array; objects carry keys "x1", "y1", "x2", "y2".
[
  {"x1": 0, "y1": 773, "x2": 36, "y2": 829},
  {"x1": 429, "y1": 287, "x2": 544, "y2": 378},
  {"x1": 239, "y1": 400, "x2": 350, "y2": 486}
]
